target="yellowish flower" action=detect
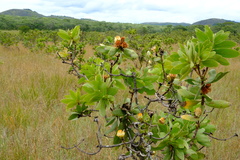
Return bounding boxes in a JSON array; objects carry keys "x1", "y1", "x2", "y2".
[
  {"x1": 137, "y1": 113, "x2": 143, "y2": 121},
  {"x1": 116, "y1": 130, "x2": 125, "y2": 138},
  {"x1": 159, "y1": 117, "x2": 165, "y2": 124}
]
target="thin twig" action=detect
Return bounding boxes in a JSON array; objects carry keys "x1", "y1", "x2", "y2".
[{"x1": 204, "y1": 133, "x2": 238, "y2": 141}]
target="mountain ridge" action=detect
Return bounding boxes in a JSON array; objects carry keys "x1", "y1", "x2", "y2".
[{"x1": 0, "y1": 9, "x2": 238, "y2": 26}]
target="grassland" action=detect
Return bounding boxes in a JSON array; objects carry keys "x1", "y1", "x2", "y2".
[{"x1": 0, "y1": 44, "x2": 239, "y2": 160}]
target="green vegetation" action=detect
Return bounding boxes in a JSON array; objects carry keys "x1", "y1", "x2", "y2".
[
  {"x1": 0, "y1": 12, "x2": 239, "y2": 159},
  {"x1": 55, "y1": 26, "x2": 239, "y2": 159}
]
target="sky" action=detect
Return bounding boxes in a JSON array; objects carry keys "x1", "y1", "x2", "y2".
[{"x1": 1, "y1": 0, "x2": 240, "y2": 24}]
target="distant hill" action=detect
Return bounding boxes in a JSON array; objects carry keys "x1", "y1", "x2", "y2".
[
  {"x1": 0, "y1": 9, "x2": 77, "y2": 19},
  {"x1": 48, "y1": 15, "x2": 75, "y2": 19},
  {"x1": 142, "y1": 22, "x2": 190, "y2": 26},
  {"x1": 0, "y1": 9, "x2": 44, "y2": 17},
  {"x1": 192, "y1": 18, "x2": 235, "y2": 25},
  {"x1": 142, "y1": 18, "x2": 238, "y2": 26}
]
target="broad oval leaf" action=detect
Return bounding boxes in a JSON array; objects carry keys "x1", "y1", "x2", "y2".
[
  {"x1": 206, "y1": 100, "x2": 231, "y2": 108},
  {"x1": 214, "y1": 40, "x2": 236, "y2": 49},
  {"x1": 109, "y1": 47, "x2": 119, "y2": 56},
  {"x1": 124, "y1": 48, "x2": 138, "y2": 58},
  {"x1": 215, "y1": 49, "x2": 240, "y2": 58},
  {"x1": 195, "y1": 28, "x2": 208, "y2": 42},
  {"x1": 202, "y1": 59, "x2": 219, "y2": 67},
  {"x1": 178, "y1": 89, "x2": 195, "y2": 99},
  {"x1": 58, "y1": 29, "x2": 71, "y2": 40},
  {"x1": 212, "y1": 54, "x2": 230, "y2": 66}
]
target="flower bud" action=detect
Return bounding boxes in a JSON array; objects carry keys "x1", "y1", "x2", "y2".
[
  {"x1": 137, "y1": 113, "x2": 143, "y2": 121},
  {"x1": 194, "y1": 107, "x2": 202, "y2": 117},
  {"x1": 103, "y1": 75, "x2": 109, "y2": 80},
  {"x1": 159, "y1": 117, "x2": 165, "y2": 124},
  {"x1": 114, "y1": 36, "x2": 121, "y2": 43},
  {"x1": 116, "y1": 130, "x2": 125, "y2": 138},
  {"x1": 167, "y1": 74, "x2": 177, "y2": 81}
]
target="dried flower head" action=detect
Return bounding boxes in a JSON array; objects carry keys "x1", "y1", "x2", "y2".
[
  {"x1": 114, "y1": 36, "x2": 128, "y2": 49},
  {"x1": 194, "y1": 107, "x2": 202, "y2": 117},
  {"x1": 201, "y1": 83, "x2": 211, "y2": 94}
]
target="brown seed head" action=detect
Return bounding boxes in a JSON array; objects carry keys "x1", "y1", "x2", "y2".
[{"x1": 201, "y1": 83, "x2": 211, "y2": 94}]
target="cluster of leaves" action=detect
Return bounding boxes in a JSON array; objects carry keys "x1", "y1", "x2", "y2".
[
  {"x1": 58, "y1": 25, "x2": 239, "y2": 160},
  {"x1": 21, "y1": 30, "x2": 60, "y2": 53},
  {"x1": 0, "y1": 31, "x2": 20, "y2": 47}
]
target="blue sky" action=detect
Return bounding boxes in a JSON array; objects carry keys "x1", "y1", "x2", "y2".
[{"x1": 1, "y1": 0, "x2": 240, "y2": 24}]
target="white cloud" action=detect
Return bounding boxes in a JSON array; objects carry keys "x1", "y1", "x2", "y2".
[{"x1": 0, "y1": 0, "x2": 240, "y2": 23}]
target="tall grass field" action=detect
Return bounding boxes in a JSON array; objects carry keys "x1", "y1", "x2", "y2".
[{"x1": 0, "y1": 44, "x2": 239, "y2": 160}]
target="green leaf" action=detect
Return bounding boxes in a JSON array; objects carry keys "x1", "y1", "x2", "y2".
[
  {"x1": 214, "y1": 40, "x2": 236, "y2": 49},
  {"x1": 152, "y1": 140, "x2": 169, "y2": 150},
  {"x1": 113, "y1": 135, "x2": 121, "y2": 145},
  {"x1": 195, "y1": 28, "x2": 208, "y2": 42},
  {"x1": 95, "y1": 46, "x2": 112, "y2": 54},
  {"x1": 186, "y1": 149, "x2": 197, "y2": 157},
  {"x1": 108, "y1": 87, "x2": 118, "y2": 96},
  {"x1": 207, "y1": 69, "x2": 217, "y2": 83},
  {"x1": 96, "y1": 99, "x2": 108, "y2": 116},
  {"x1": 68, "y1": 114, "x2": 79, "y2": 120},
  {"x1": 208, "y1": 71, "x2": 229, "y2": 83},
  {"x1": 82, "y1": 83, "x2": 94, "y2": 93},
  {"x1": 196, "y1": 133, "x2": 211, "y2": 147},
  {"x1": 109, "y1": 47, "x2": 119, "y2": 56},
  {"x1": 214, "y1": 30, "x2": 230, "y2": 44},
  {"x1": 130, "y1": 108, "x2": 140, "y2": 114},
  {"x1": 170, "y1": 63, "x2": 187, "y2": 74},
  {"x1": 200, "y1": 51, "x2": 215, "y2": 61},
  {"x1": 105, "y1": 119, "x2": 118, "y2": 134},
  {"x1": 106, "y1": 117, "x2": 116, "y2": 126},
  {"x1": 204, "y1": 26, "x2": 213, "y2": 41},
  {"x1": 58, "y1": 29, "x2": 71, "y2": 40},
  {"x1": 175, "y1": 148, "x2": 185, "y2": 160},
  {"x1": 72, "y1": 25, "x2": 80, "y2": 42},
  {"x1": 175, "y1": 139, "x2": 189, "y2": 149},
  {"x1": 178, "y1": 89, "x2": 195, "y2": 99},
  {"x1": 215, "y1": 49, "x2": 239, "y2": 58},
  {"x1": 202, "y1": 59, "x2": 219, "y2": 67},
  {"x1": 206, "y1": 100, "x2": 231, "y2": 108},
  {"x1": 112, "y1": 109, "x2": 125, "y2": 116},
  {"x1": 123, "y1": 49, "x2": 138, "y2": 58},
  {"x1": 204, "y1": 124, "x2": 216, "y2": 133},
  {"x1": 212, "y1": 54, "x2": 230, "y2": 65},
  {"x1": 180, "y1": 64, "x2": 191, "y2": 79},
  {"x1": 114, "y1": 80, "x2": 126, "y2": 90}
]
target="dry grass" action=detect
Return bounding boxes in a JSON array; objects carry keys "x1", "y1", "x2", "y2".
[
  {"x1": 0, "y1": 45, "x2": 120, "y2": 160},
  {"x1": 0, "y1": 44, "x2": 239, "y2": 160}
]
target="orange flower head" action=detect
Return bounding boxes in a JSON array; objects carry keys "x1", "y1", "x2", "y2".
[{"x1": 114, "y1": 36, "x2": 128, "y2": 49}]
